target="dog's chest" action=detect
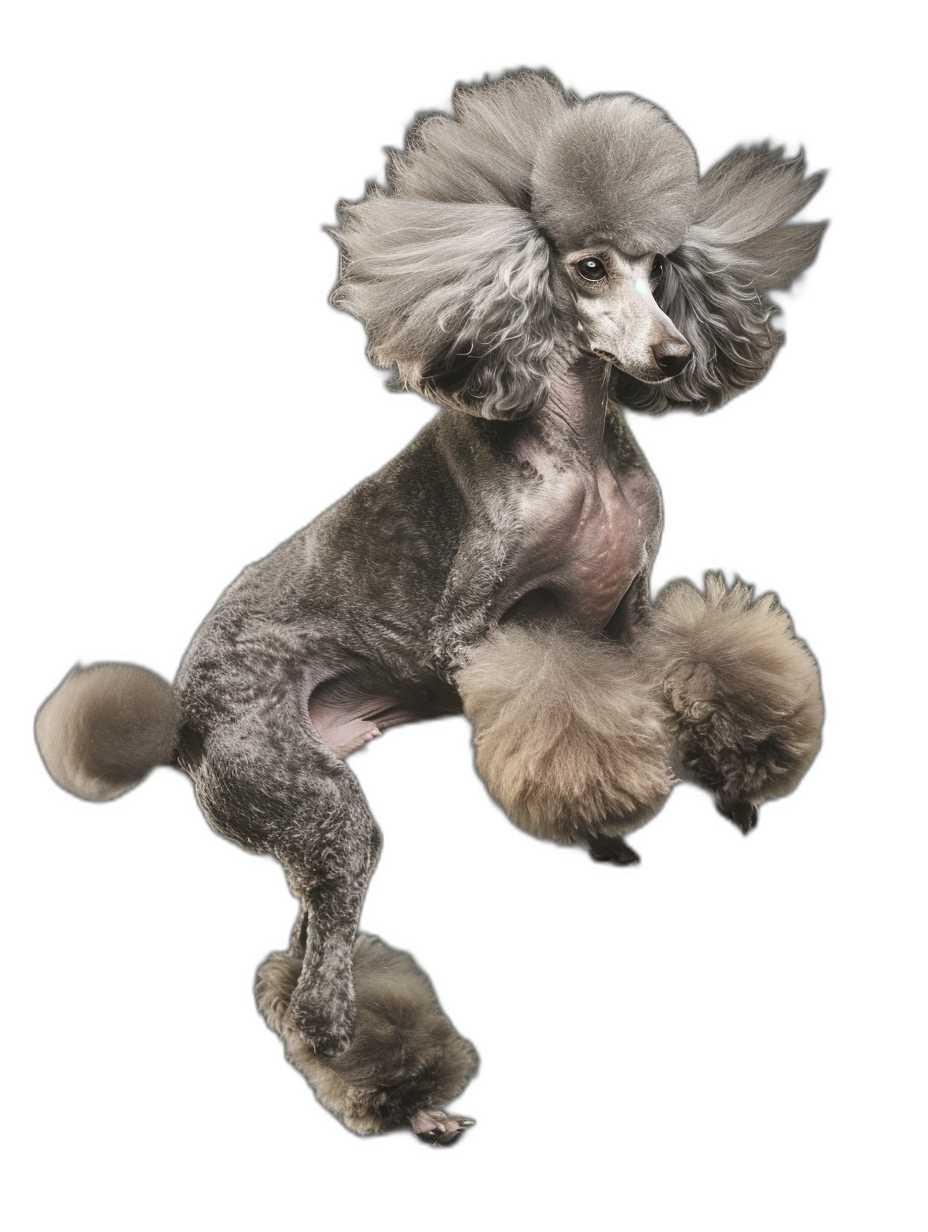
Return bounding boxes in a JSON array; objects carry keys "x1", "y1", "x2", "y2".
[{"x1": 503, "y1": 453, "x2": 658, "y2": 630}]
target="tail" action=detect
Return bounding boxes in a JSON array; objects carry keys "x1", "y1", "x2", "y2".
[{"x1": 35, "y1": 663, "x2": 181, "y2": 802}]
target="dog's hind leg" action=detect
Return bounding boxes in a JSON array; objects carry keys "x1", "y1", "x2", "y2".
[
  {"x1": 180, "y1": 674, "x2": 382, "y2": 1058},
  {"x1": 257, "y1": 928, "x2": 478, "y2": 1143},
  {"x1": 456, "y1": 623, "x2": 675, "y2": 859},
  {"x1": 275, "y1": 765, "x2": 383, "y2": 1056},
  {"x1": 639, "y1": 574, "x2": 823, "y2": 828}
]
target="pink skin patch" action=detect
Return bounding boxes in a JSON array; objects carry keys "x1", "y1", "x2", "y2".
[{"x1": 306, "y1": 697, "x2": 383, "y2": 759}]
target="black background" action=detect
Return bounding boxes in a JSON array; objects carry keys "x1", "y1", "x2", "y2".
[{"x1": 18, "y1": 24, "x2": 852, "y2": 1207}]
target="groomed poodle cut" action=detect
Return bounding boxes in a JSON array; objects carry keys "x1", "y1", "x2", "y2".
[
  {"x1": 334, "y1": 70, "x2": 823, "y2": 419},
  {"x1": 36, "y1": 69, "x2": 825, "y2": 1146}
]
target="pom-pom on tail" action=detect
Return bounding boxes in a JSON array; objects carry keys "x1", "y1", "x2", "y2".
[{"x1": 35, "y1": 663, "x2": 181, "y2": 801}]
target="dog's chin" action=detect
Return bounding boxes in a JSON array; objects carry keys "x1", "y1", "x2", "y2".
[
  {"x1": 603, "y1": 364, "x2": 685, "y2": 418},
  {"x1": 627, "y1": 368, "x2": 678, "y2": 386},
  {"x1": 593, "y1": 351, "x2": 677, "y2": 385}
]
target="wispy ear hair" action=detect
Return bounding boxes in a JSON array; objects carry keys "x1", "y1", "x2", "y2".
[
  {"x1": 613, "y1": 145, "x2": 826, "y2": 413},
  {"x1": 332, "y1": 196, "x2": 559, "y2": 419}
]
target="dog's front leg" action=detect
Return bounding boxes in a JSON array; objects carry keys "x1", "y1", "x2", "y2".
[
  {"x1": 638, "y1": 574, "x2": 823, "y2": 828},
  {"x1": 457, "y1": 623, "x2": 675, "y2": 853}
]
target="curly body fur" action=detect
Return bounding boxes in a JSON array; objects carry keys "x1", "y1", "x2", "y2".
[{"x1": 35, "y1": 71, "x2": 824, "y2": 1144}]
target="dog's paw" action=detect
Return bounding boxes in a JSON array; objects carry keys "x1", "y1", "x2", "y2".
[
  {"x1": 409, "y1": 1108, "x2": 476, "y2": 1147},
  {"x1": 290, "y1": 995, "x2": 355, "y2": 1057},
  {"x1": 587, "y1": 831, "x2": 641, "y2": 865},
  {"x1": 718, "y1": 799, "x2": 759, "y2": 835},
  {"x1": 649, "y1": 577, "x2": 823, "y2": 812}
]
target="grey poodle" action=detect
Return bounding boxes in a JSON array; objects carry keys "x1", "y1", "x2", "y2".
[{"x1": 36, "y1": 70, "x2": 825, "y2": 1146}]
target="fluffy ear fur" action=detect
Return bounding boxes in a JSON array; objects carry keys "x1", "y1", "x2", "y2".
[
  {"x1": 613, "y1": 145, "x2": 825, "y2": 413},
  {"x1": 387, "y1": 69, "x2": 572, "y2": 209},
  {"x1": 332, "y1": 196, "x2": 559, "y2": 419},
  {"x1": 332, "y1": 71, "x2": 571, "y2": 419}
]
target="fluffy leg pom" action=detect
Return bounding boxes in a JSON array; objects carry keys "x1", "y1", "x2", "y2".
[
  {"x1": 640, "y1": 574, "x2": 823, "y2": 820},
  {"x1": 457, "y1": 624, "x2": 674, "y2": 844},
  {"x1": 256, "y1": 934, "x2": 478, "y2": 1142}
]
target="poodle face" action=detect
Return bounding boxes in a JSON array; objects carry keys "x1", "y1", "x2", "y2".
[{"x1": 562, "y1": 247, "x2": 692, "y2": 383}]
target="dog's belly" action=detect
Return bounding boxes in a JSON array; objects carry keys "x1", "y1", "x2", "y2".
[
  {"x1": 501, "y1": 463, "x2": 655, "y2": 630},
  {"x1": 305, "y1": 669, "x2": 462, "y2": 759}
]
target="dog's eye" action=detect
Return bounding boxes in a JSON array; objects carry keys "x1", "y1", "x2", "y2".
[
  {"x1": 576, "y1": 258, "x2": 607, "y2": 282},
  {"x1": 649, "y1": 256, "x2": 665, "y2": 287}
]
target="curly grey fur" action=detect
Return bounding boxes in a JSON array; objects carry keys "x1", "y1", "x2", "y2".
[
  {"x1": 333, "y1": 200, "x2": 560, "y2": 419},
  {"x1": 35, "y1": 70, "x2": 825, "y2": 1143}
]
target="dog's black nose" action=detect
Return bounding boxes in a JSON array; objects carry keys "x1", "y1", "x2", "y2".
[{"x1": 652, "y1": 341, "x2": 691, "y2": 378}]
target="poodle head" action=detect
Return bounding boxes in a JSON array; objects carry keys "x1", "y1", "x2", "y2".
[{"x1": 332, "y1": 72, "x2": 824, "y2": 419}]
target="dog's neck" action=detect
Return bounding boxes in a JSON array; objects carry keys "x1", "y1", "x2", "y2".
[{"x1": 525, "y1": 348, "x2": 613, "y2": 462}]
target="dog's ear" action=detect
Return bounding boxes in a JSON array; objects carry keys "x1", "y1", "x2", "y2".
[
  {"x1": 613, "y1": 145, "x2": 825, "y2": 413},
  {"x1": 332, "y1": 196, "x2": 558, "y2": 419}
]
